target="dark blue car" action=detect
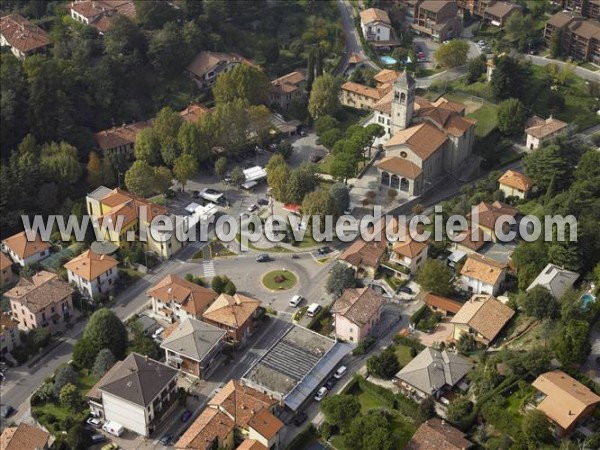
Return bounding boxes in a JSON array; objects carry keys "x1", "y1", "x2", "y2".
[{"x1": 181, "y1": 410, "x2": 192, "y2": 422}]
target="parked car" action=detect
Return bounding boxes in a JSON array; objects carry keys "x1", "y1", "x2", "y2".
[
  {"x1": 293, "y1": 412, "x2": 308, "y2": 426},
  {"x1": 101, "y1": 444, "x2": 120, "y2": 450},
  {"x1": 314, "y1": 387, "x2": 328, "y2": 401},
  {"x1": 398, "y1": 286, "x2": 413, "y2": 295},
  {"x1": 86, "y1": 417, "x2": 102, "y2": 428},
  {"x1": 257, "y1": 198, "x2": 269, "y2": 206},
  {"x1": 223, "y1": 175, "x2": 232, "y2": 184},
  {"x1": 181, "y1": 410, "x2": 192, "y2": 422},
  {"x1": 192, "y1": 190, "x2": 200, "y2": 199},
  {"x1": 0, "y1": 405, "x2": 15, "y2": 419},
  {"x1": 165, "y1": 188, "x2": 176, "y2": 199},
  {"x1": 91, "y1": 434, "x2": 107, "y2": 445},
  {"x1": 325, "y1": 377, "x2": 337, "y2": 390},
  {"x1": 417, "y1": 52, "x2": 426, "y2": 61},
  {"x1": 159, "y1": 433, "x2": 173, "y2": 446},
  {"x1": 289, "y1": 295, "x2": 303, "y2": 308},
  {"x1": 343, "y1": 206, "x2": 354, "y2": 215},
  {"x1": 317, "y1": 246, "x2": 332, "y2": 255},
  {"x1": 256, "y1": 254, "x2": 270, "y2": 262},
  {"x1": 247, "y1": 204, "x2": 258, "y2": 213},
  {"x1": 333, "y1": 366, "x2": 348, "y2": 379}
]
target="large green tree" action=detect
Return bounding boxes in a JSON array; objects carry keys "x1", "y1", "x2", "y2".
[
  {"x1": 416, "y1": 260, "x2": 454, "y2": 296},
  {"x1": 524, "y1": 143, "x2": 571, "y2": 191},
  {"x1": 134, "y1": 127, "x2": 161, "y2": 164},
  {"x1": 367, "y1": 347, "x2": 401, "y2": 379},
  {"x1": 490, "y1": 55, "x2": 528, "y2": 101},
  {"x1": 434, "y1": 40, "x2": 470, "y2": 68},
  {"x1": 60, "y1": 383, "x2": 82, "y2": 411},
  {"x1": 74, "y1": 308, "x2": 128, "y2": 367},
  {"x1": 497, "y1": 98, "x2": 527, "y2": 135},
  {"x1": 521, "y1": 410, "x2": 553, "y2": 448},
  {"x1": 326, "y1": 263, "x2": 356, "y2": 297},
  {"x1": 286, "y1": 163, "x2": 319, "y2": 204},
  {"x1": 553, "y1": 319, "x2": 591, "y2": 366},
  {"x1": 330, "y1": 182, "x2": 350, "y2": 215},
  {"x1": 92, "y1": 349, "x2": 116, "y2": 379},
  {"x1": 320, "y1": 394, "x2": 361, "y2": 431},
  {"x1": 302, "y1": 190, "x2": 335, "y2": 217},
  {"x1": 308, "y1": 74, "x2": 340, "y2": 119},
  {"x1": 173, "y1": 153, "x2": 198, "y2": 191},
  {"x1": 125, "y1": 160, "x2": 156, "y2": 197},
  {"x1": 213, "y1": 64, "x2": 271, "y2": 105},
  {"x1": 518, "y1": 285, "x2": 558, "y2": 320},
  {"x1": 344, "y1": 413, "x2": 393, "y2": 450}
]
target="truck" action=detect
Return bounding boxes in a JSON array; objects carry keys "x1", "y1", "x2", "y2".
[{"x1": 102, "y1": 421, "x2": 125, "y2": 437}]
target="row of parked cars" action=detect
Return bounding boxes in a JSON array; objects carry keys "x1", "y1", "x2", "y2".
[{"x1": 314, "y1": 366, "x2": 348, "y2": 401}]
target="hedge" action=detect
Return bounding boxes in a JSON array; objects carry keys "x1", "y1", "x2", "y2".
[
  {"x1": 307, "y1": 304, "x2": 331, "y2": 330},
  {"x1": 357, "y1": 376, "x2": 395, "y2": 409},
  {"x1": 410, "y1": 305, "x2": 428, "y2": 325},
  {"x1": 393, "y1": 336, "x2": 425, "y2": 352},
  {"x1": 285, "y1": 424, "x2": 317, "y2": 450}
]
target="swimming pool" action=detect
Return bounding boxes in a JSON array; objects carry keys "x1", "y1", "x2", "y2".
[
  {"x1": 380, "y1": 56, "x2": 397, "y2": 65},
  {"x1": 580, "y1": 293, "x2": 596, "y2": 309}
]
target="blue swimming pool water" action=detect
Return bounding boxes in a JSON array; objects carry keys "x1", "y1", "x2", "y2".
[
  {"x1": 380, "y1": 56, "x2": 397, "y2": 65},
  {"x1": 580, "y1": 293, "x2": 596, "y2": 309}
]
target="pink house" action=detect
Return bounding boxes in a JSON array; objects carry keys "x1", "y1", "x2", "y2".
[{"x1": 332, "y1": 287, "x2": 385, "y2": 343}]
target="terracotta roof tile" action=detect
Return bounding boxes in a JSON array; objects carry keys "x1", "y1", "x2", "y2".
[
  {"x1": 64, "y1": 250, "x2": 118, "y2": 281},
  {"x1": 386, "y1": 122, "x2": 448, "y2": 160},
  {"x1": 0, "y1": 313, "x2": 18, "y2": 332},
  {"x1": 2, "y1": 231, "x2": 50, "y2": 260},
  {"x1": 374, "y1": 69, "x2": 400, "y2": 85},
  {"x1": 451, "y1": 294, "x2": 514, "y2": 342},
  {"x1": 424, "y1": 293, "x2": 463, "y2": 315},
  {"x1": 180, "y1": 103, "x2": 211, "y2": 123},
  {"x1": 377, "y1": 156, "x2": 423, "y2": 179},
  {"x1": 94, "y1": 121, "x2": 151, "y2": 151},
  {"x1": 453, "y1": 227, "x2": 488, "y2": 251},
  {"x1": 525, "y1": 115, "x2": 568, "y2": 139},
  {"x1": 392, "y1": 233, "x2": 428, "y2": 258},
  {"x1": 247, "y1": 408, "x2": 284, "y2": 440},
  {"x1": 498, "y1": 169, "x2": 533, "y2": 192},
  {"x1": 148, "y1": 275, "x2": 217, "y2": 317},
  {"x1": 532, "y1": 370, "x2": 600, "y2": 431},
  {"x1": 0, "y1": 252, "x2": 12, "y2": 271},
  {"x1": 202, "y1": 294, "x2": 261, "y2": 329},
  {"x1": 341, "y1": 81, "x2": 383, "y2": 100},
  {"x1": 175, "y1": 408, "x2": 234, "y2": 450},
  {"x1": 405, "y1": 418, "x2": 472, "y2": 450},
  {"x1": 460, "y1": 254, "x2": 506, "y2": 285},
  {"x1": 332, "y1": 287, "x2": 385, "y2": 327},
  {"x1": 360, "y1": 8, "x2": 391, "y2": 25},
  {"x1": 236, "y1": 440, "x2": 267, "y2": 450},
  {"x1": 339, "y1": 238, "x2": 387, "y2": 269},
  {"x1": 187, "y1": 51, "x2": 259, "y2": 78},
  {"x1": 468, "y1": 201, "x2": 518, "y2": 230},
  {"x1": 0, "y1": 422, "x2": 51, "y2": 450},
  {"x1": 5, "y1": 271, "x2": 73, "y2": 313},
  {"x1": 0, "y1": 14, "x2": 49, "y2": 54}
]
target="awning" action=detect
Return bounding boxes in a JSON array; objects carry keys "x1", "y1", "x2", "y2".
[{"x1": 243, "y1": 166, "x2": 267, "y2": 182}]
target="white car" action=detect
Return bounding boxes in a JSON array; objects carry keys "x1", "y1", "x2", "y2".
[
  {"x1": 86, "y1": 417, "x2": 102, "y2": 428},
  {"x1": 248, "y1": 204, "x2": 258, "y2": 213},
  {"x1": 333, "y1": 366, "x2": 348, "y2": 379},
  {"x1": 343, "y1": 206, "x2": 354, "y2": 216},
  {"x1": 314, "y1": 387, "x2": 328, "y2": 401},
  {"x1": 289, "y1": 295, "x2": 303, "y2": 308}
]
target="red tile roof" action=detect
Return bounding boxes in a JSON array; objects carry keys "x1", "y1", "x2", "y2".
[{"x1": 0, "y1": 14, "x2": 49, "y2": 54}]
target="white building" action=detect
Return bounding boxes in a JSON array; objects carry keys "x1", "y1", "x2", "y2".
[
  {"x1": 459, "y1": 253, "x2": 507, "y2": 296},
  {"x1": 389, "y1": 231, "x2": 430, "y2": 275},
  {"x1": 1, "y1": 231, "x2": 50, "y2": 267},
  {"x1": 186, "y1": 51, "x2": 259, "y2": 89},
  {"x1": 527, "y1": 263, "x2": 579, "y2": 299},
  {"x1": 0, "y1": 313, "x2": 21, "y2": 355},
  {"x1": 86, "y1": 353, "x2": 179, "y2": 437},
  {"x1": 524, "y1": 115, "x2": 568, "y2": 151},
  {"x1": 360, "y1": 8, "x2": 392, "y2": 41},
  {"x1": 64, "y1": 250, "x2": 118, "y2": 298}
]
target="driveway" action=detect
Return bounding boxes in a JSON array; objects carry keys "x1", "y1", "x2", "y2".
[{"x1": 414, "y1": 322, "x2": 454, "y2": 347}]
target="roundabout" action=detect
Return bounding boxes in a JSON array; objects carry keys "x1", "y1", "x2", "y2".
[{"x1": 262, "y1": 269, "x2": 298, "y2": 291}]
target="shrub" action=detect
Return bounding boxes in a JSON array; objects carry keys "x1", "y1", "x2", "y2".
[
  {"x1": 352, "y1": 336, "x2": 376, "y2": 356},
  {"x1": 46, "y1": 414, "x2": 56, "y2": 424}
]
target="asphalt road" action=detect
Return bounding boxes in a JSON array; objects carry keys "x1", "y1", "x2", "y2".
[{"x1": 336, "y1": 0, "x2": 379, "y2": 73}]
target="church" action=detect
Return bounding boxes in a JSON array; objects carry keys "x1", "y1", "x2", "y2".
[{"x1": 370, "y1": 71, "x2": 476, "y2": 196}]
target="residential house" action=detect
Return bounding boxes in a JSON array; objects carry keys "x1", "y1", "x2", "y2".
[
  {"x1": 0, "y1": 313, "x2": 21, "y2": 355},
  {"x1": 340, "y1": 81, "x2": 388, "y2": 110},
  {"x1": 532, "y1": 370, "x2": 600, "y2": 436},
  {"x1": 0, "y1": 14, "x2": 50, "y2": 59},
  {"x1": 338, "y1": 237, "x2": 387, "y2": 278},
  {"x1": 6, "y1": 271, "x2": 74, "y2": 331},
  {"x1": 1, "y1": 231, "x2": 50, "y2": 266},
  {"x1": 451, "y1": 227, "x2": 488, "y2": 254},
  {"x1": 0, "y1": 422, "x2": 52, "y2": 450},
  {"x1": 457, "y1": 0, "x2": 521, "y2": 26},
  {"x1": 406, "y1": 0, "x2": 462, "y2": 42},
  {"x1": 458, "y1": 253, "x2": 507, "y2": 296},
  {"x1": 498, "y1": 169, "x2": 534, "y2": 199},
  {"x1": 86, "y1": 353, "x2": 179, "y2": 436},
  {"x1": 560, "y1": 0, "x2": 600, "y2": 20},
  {"x1": 524, "y1": 115, "x2": 569, "y2": 150},
  {"x1": 64, "y1": 250, "x2": 118, "y2": 298},
  {"x1": 180, "y1": 103, "x2": 211, "y2": 123},
  {"x1": 375, "y1": 72, "x2": 476, "y2": 197},
  {"x1": 86, "y1": 186, "x2": 184, "y2": 259},
  {"x1": 450, "y1": 294, "x2": 515, "y2": 346},
  {"x1": 544, "y1": 11, "x2": 600, "y2": 63},
  {"x1": 526, "y1": 263, "x2": 579, "y2": 299},
  {"x1": 176, "y1": 379, "x2": 281, "y2": 449},
  {"x1": 332, "y1": 287, "x2": 385, "y2": 343},
  {"x1": 236, "y1": 439, "x2": 268, "y2": 450},
  {"x1": 202, "y1": 294, "x2": 261, "y2": 344},
  {"x1": 467, "y1": 201, "x2": 518, "y2": 243},
  {"x1": 186, "y1": 51, "x2": 259, "y2": 89},
  {"x1": 360, "y1": 8, "x2": 392, "y2": 42},
  {"x1": 0, "y1": 252, "x2": 15, "y2": 288},
  {"x1": 270, "y1": 72, "x2": 305, "y2": 110},
  {"x1": 148, "y1": 274, "x2": 217, "y2": 323},
  {"x1": 69, "y1": 0, "x2": 136, "y2": 35},
  {"x1": 161, "y1": 318, "x2": 226, "y2": 378},
  {"x1": 405, "y1": 418, "x2": 473, "y2": 450},
  {"x1": 423, "y1": 293, "x2": 463, "y2": 317},
  {"x1": 389, "y1": 232, "x2": 429, "y2": 275},
  {"x1": 94, "y1": 121, "x2": 151, "y2": 159},
  {"x1": 395, "y1": 348, "x2": 473, "y2": 400}
]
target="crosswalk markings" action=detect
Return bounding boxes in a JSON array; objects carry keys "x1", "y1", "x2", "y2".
[{"x1": 202, "y1": 261, "x2": 216, "y2": 277}]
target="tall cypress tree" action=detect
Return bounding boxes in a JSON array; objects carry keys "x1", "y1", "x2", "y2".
[{"x1": 307, "y1": 47, "x2": 315, "y2": 90}]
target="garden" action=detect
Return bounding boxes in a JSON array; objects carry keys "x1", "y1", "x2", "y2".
[{"x1": 262, "y1": 269, "x2": 298, "y2": 290}]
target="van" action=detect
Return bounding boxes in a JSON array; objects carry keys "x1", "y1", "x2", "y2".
[
  {"x1": 152, "y1": 327, "x2": 165, "y2": 341},
  {"x1": 102, "y1": 421, "x2": 125, "y2": 437},
  {"x1": 289, "y1": 295, "x2": 303, "y2": 308},
  {"x1": 241, "y1": 180, "x2": 257, "y2": 190},
  {"x1": 307, "y1": 303, "x2": 321, "y2": 318}
]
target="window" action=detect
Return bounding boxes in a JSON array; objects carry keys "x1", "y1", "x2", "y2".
[{"x1": 400, "y1": 151, "x2": 408, "y2": 158}]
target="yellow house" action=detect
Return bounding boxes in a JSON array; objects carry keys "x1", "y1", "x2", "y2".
[
  {"x1": 86, "y1": 186, "x2": 183, "y2": 259},
  {"x1": 467, "y1": 201, "x2": 518, "y2": 243},
  {"x1": 498, "y1": 170, "x2": 534, "y2": 200}
]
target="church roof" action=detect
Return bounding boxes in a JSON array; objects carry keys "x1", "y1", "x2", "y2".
[
  {"x1": 386, "y1": 122, "x2": 448, "y2": 160},
  {"x1": 395, "y1": 71, "x2": 416, "y2": 90}
]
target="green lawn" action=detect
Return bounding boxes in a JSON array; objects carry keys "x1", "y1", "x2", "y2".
[
  {"x1": 317, "y1": 154, "x2": 333, "y2": 174},
  {"x1": 467, "y1": 104, "x2": 498, "y2": 138},
  {"x1": 394, "y1": 344, "x2": 415, "y2": 367},
  {"x1": 580, "y1": 62, "x2": 599, "y2": 71},
  {"x1": 262, "y1": 270, "x2": 298, "y2": 290},
  {"x1": 505, "y1": 385, "x2": 535, "y2": 420},
  {"x1": 209, "y1": 241, "x2": 236, "y2": 257}
]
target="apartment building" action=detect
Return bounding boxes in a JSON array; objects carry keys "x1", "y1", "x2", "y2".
[
  {"x1": 406, "y1": 0, "x2": 463, "y2": 42},
  {"x1": 544, "y1": 11, "x2": 600, "y2": 63},
  {"x1": 457, "y1": 0, "x2": 521, "y2": 26},
  {"x1": 64, "y1": 250, "x2": 119, "y2": 298},
  {"x1": 560, "y1": 0, "x2": 600, "y2": 19}
]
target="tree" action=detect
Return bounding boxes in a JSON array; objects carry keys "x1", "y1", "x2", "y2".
[
  {"x1": 267, "y1": 162, "x2": 290, "y2": 202},
  {"x1": 125, "y1": 160, "x2": 155, "y2": 197},
  {"x1": 308, "y1": 74, "x2": 340, "y2": 119},
  {"x1": 134, "y1": 127, "x2": 161, "y2": 164},
  {"x1": 497, "y1": 98, "x2": 527, "y2": 135},
  {"x1": 104, "y1": 15, "x2": 147, "y2": 58},
  {"x1": 416, "y1": 260, "x2": 454, "y2": 296},
  {"x1": 92, "y1": 349, "x2": 116, "y2": 379},
  {"x1": 213, "y1": 64, "x2": 271, "y2": 106},
  {"x1": 135, "y1": 0, "x2": 176, "y2": 29},
  {"x1": 40, "y1": 142, "x2": 82, "y2": 186},
  {"x1": 101, "y1": 155, "x2": 117, "y2": 186},
  {"x1": 446, "y1": 396, "x2": 473, "y2": 431},
  {"x1": 518, "y1": 286, "x2": 557, "y2": 320},
  {"x1": 315, "y1": 115, "x2": 339, "y2": 136},
  {"x1": 53, "y1": 365, "x2": 78, "y2": 397},
  {"x1": 275, "y1": 141, "x2": 293, "y2": 160},
  {"x1": 302, "y1": 190, "x2": 335, "y2": 217},
  {"x1": 86, "y1": 151, "x2": 103, "y2": 189},
  {"x1": 320, "y1": 128, "x2": 343, "y2": 149},
  {"x1": 456, "y1": 333, "x2": 476, "y2": 354},
  {"x1": 177, "y1": 122, "x2": 203, "y2": 160},
  {"x1": 211, "y1": 275, "x2": 234, "y2": 294},
  {"x1": 522, "y1": 410, "x2": 553, "y2": 448},
  {"x1": 320, "y1": 394, "x2": 361, "y2": 431},
  {"x1": 326, "y1": 263, "x2": 356, "y2": 297},
  {"x1": 434, "y1": 40, "x2": 469, "y2": 68},
  {"x1": 173, "y1": 154, "x2": 198, "y2": 192},
  {"x1": 286, "y1": 163, "x2": 319, "y2": 204},
  {"x1": 490, "y1": 55, "x2": 528, "y2": 101},
  {"x1": 418, "y1": 396, "x2": 435, "y2": 421},
  {"x1": 345, "y1": 413, "x2": 392, "y2": 450},
  {"x1": 223, "y1": 280, "x2": 237, "y2": 295},
  {"x1": 466, "y1": 54, "x2": 487, "y2": 84},
  {"x1": 82, "y1": 308, "x2": 128, "y2": 362},
  {"x1": 330, "y1": 150, "x2": 358, "y2": 184},
  {"x1": 330, "y1": 183, "x2": 350, "y2": 215},
  {"x1": 230, "y1": 166, "x2": 245, "y2": 187},
  {"x1": 66, "y1": 423, "x2": 91, "y2": 450},
  {"x1": 154, "y1": 107, "x2": 183, "y2": 166},
  {"x1": 549, "y1": 29, "x2": 563, "y2": 58},
  {"x1": 148, "y1": 22, "x2": 186, "y2": 76},
  {"x1": 59, "y1": 383, "x2": 82, "y2": 411},
  {"x1": 367, "y1": 347, "x2": 401, "y2": 379},
  {"x1": 524, "y1": 143, "x2": 571, "y2": 191},
  {"x1": 214, "y1": 157, "x2": 228, "y2": 180},
  {"x1": 153, "y1": 166, "x2": 173, "y2": 194},
  {"x1": 554, "y1": 320, "x2": 591, "y2": 366},
  {"x1": 72, "y1": 337, "x2": 96, "y2": 368},
  {"x1": 248, "y1": 104, "x2": 273, "y2": 146},
  {"x1": 306, "y1": 46, "x2": 315, "y2": 89}
]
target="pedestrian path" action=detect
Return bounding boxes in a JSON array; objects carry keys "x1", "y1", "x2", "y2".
[{"x1": 201, "y1": 260, "x2": 216, "y2": 277}]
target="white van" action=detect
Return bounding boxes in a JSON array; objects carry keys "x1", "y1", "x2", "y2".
[
  {"x1": 289, "y1": 295, "x2": 303, "y2": 308},
  {"x1": 152, "y1": 327, "x2": 165, "y2": 341},
  {"x1": 307, "y1": 303, "x2": 321, "y2": 318},
  {"x1": 102, "y1": 421, "x2": 124, "y2": 437}
]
